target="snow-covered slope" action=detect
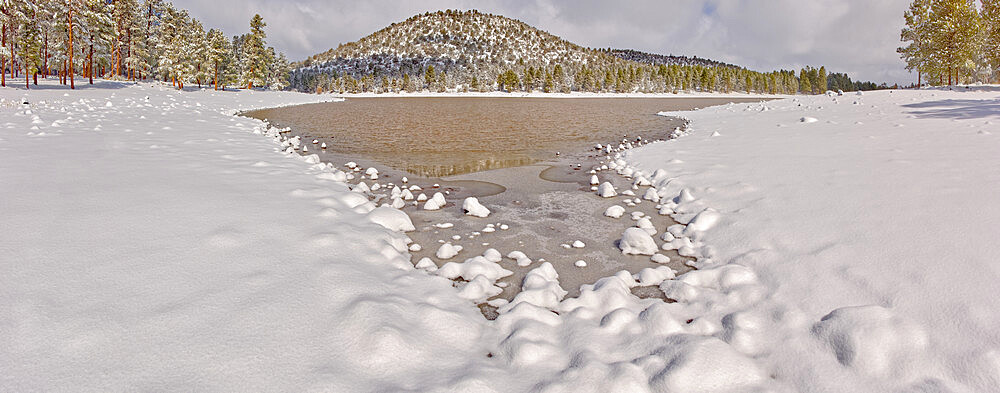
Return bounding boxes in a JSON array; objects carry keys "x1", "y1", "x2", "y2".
[
  {"x1": 304, "y1": 10, "x2": 606, "y2": 71},
  {"x1": 0, "y1": 82, "x2": 494, "y2": 391},
  {"x1": 625, "y1": 88, "x2": 1000, "y2": 392}
]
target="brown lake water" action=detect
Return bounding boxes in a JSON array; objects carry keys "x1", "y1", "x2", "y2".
[{"x1": 245, "y1": 97, "x2": 758, "y2": 177}]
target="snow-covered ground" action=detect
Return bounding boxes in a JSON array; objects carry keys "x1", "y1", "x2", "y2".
[
  {"x1": 2, "y1": 80, "x2": 998, "y2": 392},
  {"x1": 626, "y1": 88, "x2": 1000, "y2": 392}
]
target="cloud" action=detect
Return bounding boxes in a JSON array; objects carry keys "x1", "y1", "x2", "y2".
[{"x1": 171, "y1": 0, "x2": 914, "y2": 84}]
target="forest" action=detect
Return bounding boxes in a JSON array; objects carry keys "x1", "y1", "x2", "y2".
[{"x1": 0, "y1": 0, "x2": 289, "y2": 90}]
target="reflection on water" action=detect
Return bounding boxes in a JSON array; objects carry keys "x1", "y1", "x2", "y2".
[{"x1": 245, "y1": 97, "x2": 755, "y2": 177}]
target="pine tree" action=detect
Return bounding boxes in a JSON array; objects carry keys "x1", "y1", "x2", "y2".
[
  {"x1": 206, "y1": 28, "x2": 228, "y2": 89},
  {"x1": 1, "y1": 0, "x2": 13, "y2": 87},
  {"x1": 799, "y1": 68, "x2": 811, "y2": 94},
  {"x1": 818, "y1": 66, "x2": 827, "y2": 92},
  {"x1": 928, "y1": 0, "x2": 980, "y2": 85},
  {"x1": 424, "y1": 64, "x2": 435, "y2": 89},
  {"x1": 267, "y1": 47, "x2": 289, "y2": 90},
  {"x1": 982, "y1": 0, "x2": 1000, "y2": 82},
  {"x1": 14, "y1": 1, "x2": 42, "y2": 88},
  {"x1": 240, "y1": 14, "x2": 267, "y2": 89},
  {"x1": 899, "y1": 0, "x2": 933, "y2": 87}
]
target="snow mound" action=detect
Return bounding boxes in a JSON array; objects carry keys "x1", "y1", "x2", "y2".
[
  {"x1": 506, "y1": 251, "x2": 532, "y2": 267},
  {"x1": 462, "y1": 197, "x2": 491, "y2": 218},
  {"x1": 456, "y1": 275, "x2": 503, "y2": 303},
  {"x1": 619, "y1": 227, "x2": 657, "y2": 255},
  {"x1": 812, "y1": 305, "x2": 929, "y2": 378},
  {"x1": 500, "y1": 262, "x2": 566, "y2": 312},
  {"x1": 435, "y1": 243, "x2": 463, "y2": 259},
  {"x1": 604, "y1": 205, "x2": 626, "y2": 218},
  {"x1": 685, "y1": 208, "x2": 721, "y2": 234},
  {"x1": 366, "y1": 206, "x2": 415, "y2": 232},
  {"x1": 423, "y1": 192, "x2": 447, "y2": 210},
  {"x1": 437, "y1": 255, "x2": 513, "y2": 282},
  {"x1": 598, "y1": 182, "x2": 617, "y2": 197},
  {"x1": 649, "y1": 335, "x2": 767, "y2": 393}
]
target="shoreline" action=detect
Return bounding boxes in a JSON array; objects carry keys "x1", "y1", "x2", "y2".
[{"x1": 326, "y1": 91, "x2": 790, "y2": 99}]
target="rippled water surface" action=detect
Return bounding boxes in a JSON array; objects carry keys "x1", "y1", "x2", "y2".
[{"x1": 246, "y1": 97, "x2": 756, "y2": 177}]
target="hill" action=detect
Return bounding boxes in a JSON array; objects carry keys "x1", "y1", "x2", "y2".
[
  {"x1": 288, "y1": 10, "x2": 801, "y2": 94},
  {"x1": 604, "y1": 49, "x2": 739, "y2": 69}
]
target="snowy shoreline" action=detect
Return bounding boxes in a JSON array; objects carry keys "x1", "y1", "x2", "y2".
[{"x1": 327, "y1": 90, "x2": 789, "y2": 99}]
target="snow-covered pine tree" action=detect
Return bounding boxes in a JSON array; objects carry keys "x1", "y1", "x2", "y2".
[
  {"x1": 83, "y1": 0, "x2": 113, "y2": 82},
  {"x1": 187, "y1": 19, "x2": 209, "y2": 87},
  {"x1": 206, "y1": 28, "x2": 229, "y2": 89},
  {"x1": 13, "y1": 0, "x2": 42, "y2": 88},
  {"x1": 0, "y1": 0, "x2": 12, "y2": 87},
  {"x1": 267, "y1": 49, "x2": 289, "y2": 90},
  {"x1": 240, "y1": 14, "x2": 267, "y2": 89},
  {"x1": 138, "y1": 0, "x2": 164, "y2": 80}
]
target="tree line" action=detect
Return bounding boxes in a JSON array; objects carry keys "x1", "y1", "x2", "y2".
[
  {"x1": 291, "y1": 60, "x2": 887, "y2": 95},
  {"x1": 0, "y1": 0, "x2": 289, "y2": 90},
  {"x1": 899, "y1": 0, "x2": 1000, "y2": 85}
]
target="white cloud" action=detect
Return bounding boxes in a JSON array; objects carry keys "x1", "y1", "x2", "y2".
[{"x1": 172, "y1": 0, "x2": 914, "y2": 84}]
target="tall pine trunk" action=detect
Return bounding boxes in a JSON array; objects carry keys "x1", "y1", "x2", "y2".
[
  {"x1": 88, "y1": 39, "x2": 94, "y2": 84},
  {"x1": 1, "y1": 23, "x2": 5, "y2": 87},
  {"x1": 69, "y1": 8, "x2": 75, "y2": 89}
]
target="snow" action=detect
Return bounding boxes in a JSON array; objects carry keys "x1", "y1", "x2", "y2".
[
  {"x1": 461, "y1": 196, "x2": 491, "y2": 218},
  {"x1": 0, "y1": 80, "x2": 501, "y2": 392},
  {"x1": 435, "y1": 242, "x2": 463, "y2": 259},
  {"x1": 619, "y1": 227, "x2": 659, "y2": 255},
  {"x1": 604, "y1": 205, "x2": 626, "y2": 218},
  {"x1": 597, "y1": 181, "x2": 617, "y2": 197},
  {"x1": 366, "y1": 205, "x2": 415, "y2": 232},
  {"x1": 499, "y1": 262, "x2": 567, "y2": 312},
  {"x1": 626, "y1": 87, "x2": 1000, "y2": 392},
  {"x1": 436, "y1": 254, "x2": 513, "y2": 283},
  {"x1": 6, "y1": 79, "x2": 999, "y2": 392},
  {"x1": 422, "y1": 191, "x2": 447, "y2": 210}
]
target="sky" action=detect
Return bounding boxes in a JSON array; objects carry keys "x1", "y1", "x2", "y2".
[{"x1": 172, "y1": 0, "x2": 915, "y2": 85}]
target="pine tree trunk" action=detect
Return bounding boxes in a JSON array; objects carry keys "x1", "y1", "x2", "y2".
[
  {"x1": 43, "y1": 33, "x2": 49, "y2": 78},
  {"x1": 1, "y1": 23, "x2": 5, "y2": 88},
  {"x1": 88, "y1": 41, "x2": 93, "y2": 84},
  {"x1": 214, "y1": 62, "x2": 218, "y2": 90},
  {"x1": 69, "y1": 8, "x2": 75, "y2": 89},
  {"x1": 917, "y1": 70, "x2": 921, "y2": 89}
]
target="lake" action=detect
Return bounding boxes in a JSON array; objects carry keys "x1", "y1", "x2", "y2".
[{"x1": 244, "y1": 97, "x2": 760, "y2": 177}]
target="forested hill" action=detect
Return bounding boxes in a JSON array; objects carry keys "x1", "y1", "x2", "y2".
[
  {"x1": 604, "y1": 49, "x2": 738, "y2": 69},
  {"x1": 289, "y1": 10, "x2": 818, "y2": 95}
]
